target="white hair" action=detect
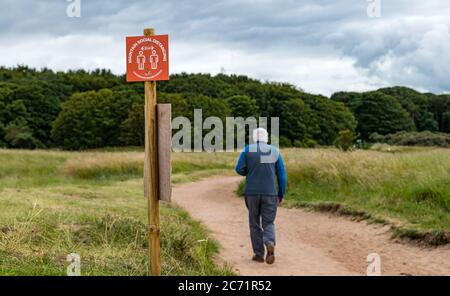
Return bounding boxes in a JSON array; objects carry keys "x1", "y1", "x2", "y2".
[{"x1": 252, "y1": 128, "x2": 268, "y2": 143}]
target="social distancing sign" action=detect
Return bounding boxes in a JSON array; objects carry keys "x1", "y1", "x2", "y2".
[{"x1": 126, "y1": 35, "x2": 169, "y2": 81}]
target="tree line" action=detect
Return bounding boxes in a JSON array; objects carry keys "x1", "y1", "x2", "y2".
[{"x1": 0, "y1": 66, "x2": 449, "y2": 150}]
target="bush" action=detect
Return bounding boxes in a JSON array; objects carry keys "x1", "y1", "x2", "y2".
[
  {"x1": 293, "y1": 139, "x2": 317, "y2": 148},
  {"x1": 370, "y1": 131, "x2": 450, "y2": 147},
  {"x1": 293, "y1": 140, "x2": 303, "y2": 148},
  {"x1": 279, "y1": 136, "x2": 292, "y2": 148},
  {"x1": 334, "y1": 130, "x2": 358, "y2": 151},
  {"x1": 305, "y1": 139, "x2": 317, "y2": 148},
  {"x1": 4, "y1": 119, "x2": 43, "y2": 149}
]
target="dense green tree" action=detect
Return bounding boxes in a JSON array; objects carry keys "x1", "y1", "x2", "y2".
[
  {"x1": 303, "y1": 94, "x2": 357, "y2": 145},
  {"x1": 3, "y1": 99, "x2": 28, "y2": 123},
  {"x1": 330, "y1": 91, "x2": 363, "y2": 110},
  {"x1": 8, "y1": 82, "x2": 61, "y2": 147},
  {"x1": 51, "y1": 89, "x2": 116, "y2": 150},
  {"x1": 4, "y1": 118, "x2": 42, "y2": 148},
  {"x1": 334, "y1": 88, "x2": 445, "y2": 134},
  {"x1": 277, "y1": 99, "x2": 312, "y2": 143},
  {"x1": 428, "y1": 94, "x2": 450, "y2": 132},
  {"x1": 0, "y1": 66, "x2": 448, "y2": 150},
  {"x1": 158, "y1": 93, "x2": 190, "y2": 119},
  {"x1": 119, "y1": 103, "x2": 145, "y2": 146},
  {"x1": 119, "y1": 92, "x2": 191, "y2": 146},
  {"x1": 158, "y1": 73, "x2": 234, "y2": 98},
  {"x1": 105, "y1": 88, "x2": 142, "y2": 146},
  {"x1": 63, "y1": 69, "x2": 120, "y2": 93},
  {"x1": 226, "y1": 95, "x2": 260, "y2": 118},
  {"x1": 51, "y1": 87, "x2": 143, "y2": 149},
  {"x1": 352, "y1": 91, "x2": 415, "y2": 139},
  {"x1": 0, "y1": 122, "x2": 5, "y2": 147},
  {"x1": 418, "y1": 112, "x2": 439, "y2": 131},
  {"x1": 185, "y1": 94, "x2": 231, "y2": 121},
  {"x1": 187, "y1": 95, "x2": 231, "y2": 149},
  {"x1": 0, "y1": 80, "x2": 61, "y2": 148},
  {"x1": 379, "y1": 87, "x2": 437, "y2": 132},
  {"x1": 443, "y1": 111, "x2": 450, "y2": 133}
]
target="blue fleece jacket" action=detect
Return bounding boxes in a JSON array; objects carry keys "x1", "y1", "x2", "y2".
[{"x1": 235, "y1": 142, "x2": 287, "y2": 198}]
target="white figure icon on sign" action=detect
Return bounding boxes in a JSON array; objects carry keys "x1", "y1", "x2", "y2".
[
  {"x1": 137, "y1": 51, "x2": 146, "y2": 70},
  {"x1": 150, "y1": 49, "x2": 159, "y2": 70}
]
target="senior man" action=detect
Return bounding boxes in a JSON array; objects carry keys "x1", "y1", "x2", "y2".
[{"x1": 235, "y1": 128, "x2": 287, "y2": 264}]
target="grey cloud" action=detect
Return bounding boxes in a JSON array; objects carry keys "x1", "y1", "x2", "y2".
[{"x1": 0, "y1": 0, "x2": 449, "y2": 95}]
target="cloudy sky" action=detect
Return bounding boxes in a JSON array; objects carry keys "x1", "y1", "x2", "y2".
[{"x1": 0, "y1": 0, "x2": 449, "y2": 96}]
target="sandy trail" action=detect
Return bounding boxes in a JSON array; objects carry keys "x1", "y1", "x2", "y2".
[{"x1": 172, "y1": 176, "x2": 450, "y2": 275}]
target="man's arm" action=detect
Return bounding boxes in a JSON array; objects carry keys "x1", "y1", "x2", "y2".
[
  {"x1": 235, "y1": 146, "x2": 248, "y2": 176},
  {"x1": 275, "y1": 154, "x2": 287, "y2": 200}
]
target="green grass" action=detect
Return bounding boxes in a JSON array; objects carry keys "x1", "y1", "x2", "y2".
[
  {"x1": 0, "y1": 149, "x2": 234, "y2": 275},
  {"x1": 235, "y1": 147, "x2": 450, "y2": 245},
  {"x1": 3, "y1": 145, "x2": 449, "y2": 276},
  {"x1": 280, "y1": 148, "x2": 450, "y2": 245}
]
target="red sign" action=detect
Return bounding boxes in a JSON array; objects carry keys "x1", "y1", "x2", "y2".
[{"x1": 126, "y1": 34, "x2": 169, "y2": 82}]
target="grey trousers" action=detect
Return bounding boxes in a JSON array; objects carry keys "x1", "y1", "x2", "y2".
[{"x1": 244, "y1": 195, "x2": 278, "y2": 257}]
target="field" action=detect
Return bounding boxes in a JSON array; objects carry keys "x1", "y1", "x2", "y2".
[
  {"x1": 1, "y1": 146, "x2": 449, "y2": 275},
  {"x1": 233, "y1": 147, "x2": 450, "y2": 244},
  {"x1": 279, "y1": 147, "x2": 450, "y2": 244},
  {"x1": 0, "y1": 149, "x2": 235, "y2": 275}
]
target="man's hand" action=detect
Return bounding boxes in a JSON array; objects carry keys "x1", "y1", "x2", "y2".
[{"x1": 278, "y1": 197, "x2": 283, "y2": 206}]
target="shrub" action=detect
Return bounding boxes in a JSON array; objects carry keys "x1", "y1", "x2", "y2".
[
  {"x1": 293, "y1": 140, "x2": 303, "y2": 148},
  {"x1": 334, "y1": 130, "x2": 358, "y2": 151},
  {"x1": 370, "y1": 131, "x2": 450, "y2": 147},
  {"x1": 279, "y1": 136, "x2": 292, "y2": 148},
  {"x1": 293, "y1": 139, "x2": 317, "y2": 148},
  {"x1": 305, "y1": 139, "x2": 317, "y2": 148},
  {"x1": 4, "y1": 119, "x2": 43, "y2": 149}
]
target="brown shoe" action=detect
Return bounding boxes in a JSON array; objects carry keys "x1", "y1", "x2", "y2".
[
  {"x1": 252, "y1": 255, "x2": 264, "y2": 263},
  {"x1": 265, "y1": 243, "x2": 275, "y2": 264}
]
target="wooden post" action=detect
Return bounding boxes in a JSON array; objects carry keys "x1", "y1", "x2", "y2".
[
  {"x1": 157, "y1": 104, "x2": 172, "y2": 202},
  {"x1": 143, "y1": 27, "x2": 160, "y2": 276}
]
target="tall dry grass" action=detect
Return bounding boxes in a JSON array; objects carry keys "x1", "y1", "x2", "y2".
[
  {"x1": 62, "y1": 152, "x2": 144, "y2": 179},
  {"x1": 61, "y1": 151, "x2": 238, "y2": 180},
  {"x1": 280, "y1": 148, "x2": 450, "y2": 243},
  {"x1": 283, "y1": 148, "x2": 450, "y2": 190}
]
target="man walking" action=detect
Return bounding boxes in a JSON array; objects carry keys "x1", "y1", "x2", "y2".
[{"x1": 235, "y1": 128, "x2": 287, "y2": 264}]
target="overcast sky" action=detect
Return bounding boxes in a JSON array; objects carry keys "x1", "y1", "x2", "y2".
[{"x1": 0, "y1": 0, "x2": 449, "y2": 96}]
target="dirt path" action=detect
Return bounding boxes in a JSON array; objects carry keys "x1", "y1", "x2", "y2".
[{"x1": 172, "y1": 176, "x2": 450, "y2": 275}]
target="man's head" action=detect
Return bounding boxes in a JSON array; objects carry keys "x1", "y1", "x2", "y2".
[{"x1": 252, "y1": 128, "x2": 268, "y2": 143}]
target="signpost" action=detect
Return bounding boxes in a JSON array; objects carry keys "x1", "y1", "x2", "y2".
[
  {"x1": 126, "y1": 32, "x2": 169, "y2": 81},
  {"x1": 126, "y1": 28, "x2": 170, "y2": 276}
]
